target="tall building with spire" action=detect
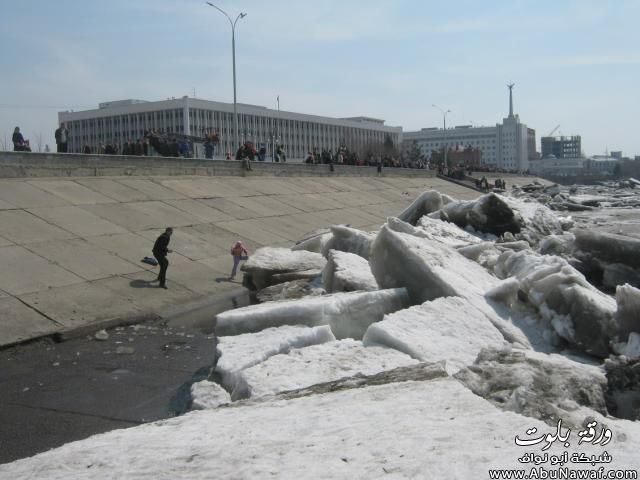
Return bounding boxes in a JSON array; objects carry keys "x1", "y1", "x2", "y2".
[{"x1": 403, "y1": 85, "x2": 534, "y2": 172}]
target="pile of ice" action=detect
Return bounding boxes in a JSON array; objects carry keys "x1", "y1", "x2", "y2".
[{"x1": 202, "y1": 188, "x2": 640, "y2": 413}]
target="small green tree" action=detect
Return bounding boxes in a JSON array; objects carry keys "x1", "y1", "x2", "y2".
[{"x1": 406, "y1": 141, "x2": 424, "y2": 164}]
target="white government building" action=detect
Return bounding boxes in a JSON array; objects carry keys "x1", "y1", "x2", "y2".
[
  {"x1": 403, "y1": 86, "x2": 534, "y2": 172},
  {"x1": 58, "y1": 97, "x2": 402, "y2": 160}
]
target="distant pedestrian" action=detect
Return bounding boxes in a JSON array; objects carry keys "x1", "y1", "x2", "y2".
[
  {"x1": 12, "y1": 127, "x2": 27, "y2": 151},
  {"x1": 229, "y1": 240, "x2": 249, "y2": 280},
  {"x1": 153, "y1": 227, "x2": 173, "y2": 289},
  {"x1": 83, "y1": 145, "x2": 91, "y2": 154},
  {"x1": 54, "y1": 122, "x2": 69, "y2": 153},
  {"x1": 204, "y1": 140, "x2": 214, "y2": 159},
  {"x1": 44, "y1": 144, "x2": 50, "y2": 153}
]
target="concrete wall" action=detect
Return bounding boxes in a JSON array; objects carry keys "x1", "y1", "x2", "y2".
[{"x1": 0, "y1": 152, "x2": 436, "y2": 179}]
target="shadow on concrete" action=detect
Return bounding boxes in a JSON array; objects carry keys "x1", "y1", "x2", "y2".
[{"x1": 129, "y1": 279, "x2": 157, "y2": 289}]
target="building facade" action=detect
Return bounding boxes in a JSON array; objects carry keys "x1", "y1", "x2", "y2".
[
  {"x1": 529, "y1": 156, "x2": 622, "y2": 177},
  {"x1": 540, "y1": 136, "x2": 582, "y2": 159},
  {"x1": 402, "y1": 86, "x2": 532, "y2": 172},
  {"x1": 59, "y1": 97, "x2": 402, "y2": 159},
  {"x1": 528, "y1": 157, "x2": 585, "y2": 177}
]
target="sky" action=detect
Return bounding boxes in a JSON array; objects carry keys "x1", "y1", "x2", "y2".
[{"x1": 0, "y1": 0, "x2": 638, "y2": 157}]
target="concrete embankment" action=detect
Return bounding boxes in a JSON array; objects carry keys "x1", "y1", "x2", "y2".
[{"x1": 0, "y1": 151, "x2": 538, "y2": 347}]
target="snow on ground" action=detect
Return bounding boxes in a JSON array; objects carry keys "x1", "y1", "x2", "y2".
[
  {"x1": 236, "y1": 339, "x2": 418, "y2": 399},
  {"x1": 216, "y1": 288, "x2": 409, "y2": 339},
  {"x1": 322, "y1": 250, "x2": 378, "y2": 292},
  {"x1": 214, "y1": 325, "x2": 335, "y2": 397},
  {"x1": 3, "y1": 377, "x2": 639, "y2": 479},
  {"x1": 363, "y1": 297, "x2": 507, "y2": 374}
]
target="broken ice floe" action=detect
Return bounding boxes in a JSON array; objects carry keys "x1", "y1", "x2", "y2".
[
  {"x1": 202, "y1": 184, "x2": 639, "y2": 425},
  {"x1": 322, "y1": 250, "x2": 378, "y2": 292},
  {"x1": 241, "y1": 247, "x2": 326, "y2": 290},
  {"x1": 214, "y1": 325, "x2": 335, "y2": 398},
  {"x1": 363, "y1": 296, "x2": 507, "y2": 374},
  {"x1": 235, "y1": 339, "x2": 418, "y2": 399},
  {"x1": 216, "y1": 288, "x2": 410, "y2": 339}
]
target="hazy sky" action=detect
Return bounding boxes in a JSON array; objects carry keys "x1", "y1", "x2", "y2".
[{"x1": 1, "y1": 0, "x2": 638, "y2": 156}]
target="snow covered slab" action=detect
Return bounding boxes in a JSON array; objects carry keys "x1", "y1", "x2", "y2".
[
  {"x1": 216, "y1": 288, "x2": 410, "y2": 339},
  {"x1": 215, "y1": 325, "x2": 335, "y2": 394},
  {"x1": 370, "y1": 224, "x2": 531, "y2": 348},
  {"x1": 242, "y1": 247, "x2": 327, "y2": 290},
  {"x1": 363, "y1": 297, "x2": 507, "y2": 374},
  {"x1": 235, "y1": 339, "x2": 419, "y2": 399},
  {"x1": 4, "y1": 377, "x2": 639, "y2": 479},
  {"x1": 322, "y1": 249, "x2": 378, "y2": 292},
  {"x1": 370, "y1": 223, "x2": 500, "y2": 304},
  {"x1": 190, "y1": 380, "x2": 231, "y2": 410}
]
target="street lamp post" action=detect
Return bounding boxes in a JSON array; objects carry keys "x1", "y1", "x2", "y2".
[
  {"x1": 432, "y1": 104, "x2": 451, "y2": 169},
  {"x1": 206, "y1": 2, "x2": 246, "y2": 153}
]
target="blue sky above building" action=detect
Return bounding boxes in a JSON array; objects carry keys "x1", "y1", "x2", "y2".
[{"x1": 1, "y1": 0, "x2": 638, "y2": 156}]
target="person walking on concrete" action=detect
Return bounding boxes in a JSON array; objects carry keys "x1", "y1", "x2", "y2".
[
  {"x1": 229, "y1": 240, "x2": 249, "y2": 280},
  {"x1": 54, "y1": 123, "x2": 69, "y2": 153},
  {"x1": 153, "y1": 227, "x2": 173, "y2": 289}
]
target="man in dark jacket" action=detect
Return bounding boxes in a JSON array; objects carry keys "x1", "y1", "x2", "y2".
[
  {"x1": 54, "y1": 123, "x2": 69, "y2": 153},
  {"x1": 153, "y1": 227, "x2": 173, "y2": 289}
]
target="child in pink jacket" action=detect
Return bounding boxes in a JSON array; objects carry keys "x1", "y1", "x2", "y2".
[{"x1": 229, "y1": 241, "x2": 249, "y2": 280}]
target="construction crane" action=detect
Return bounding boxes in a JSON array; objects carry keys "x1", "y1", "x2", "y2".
[{"x1": 547, "y1": 124, "x2": 560, "y2": 137}]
